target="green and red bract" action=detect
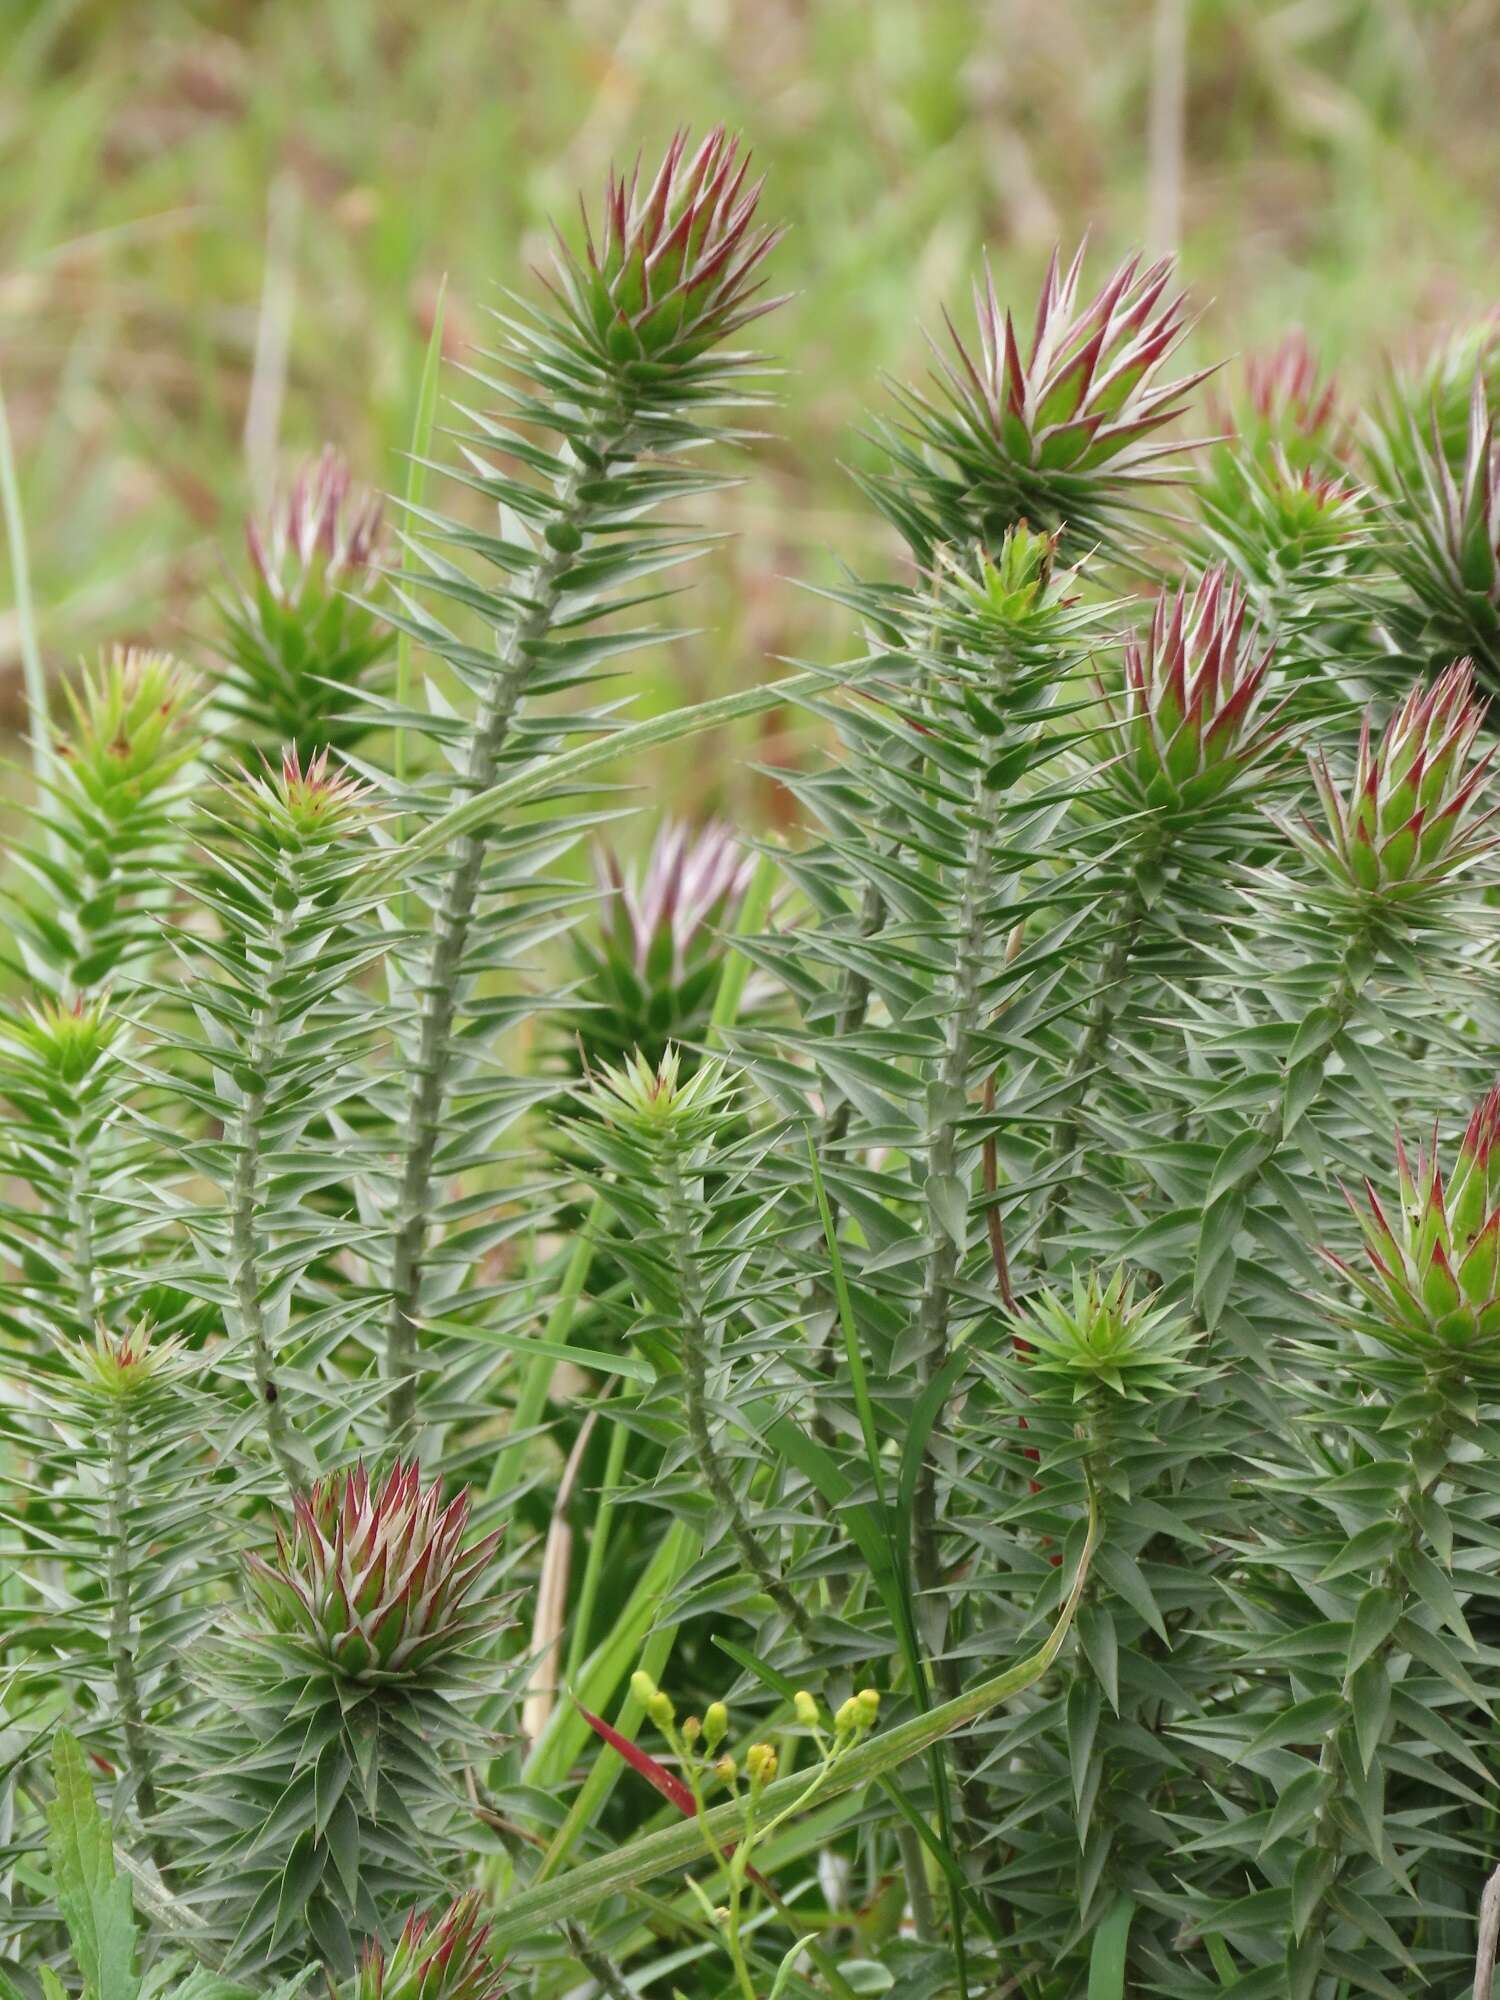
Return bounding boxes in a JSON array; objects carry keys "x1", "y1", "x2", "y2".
[
  {"x1": 1330, "y1": 1087, "x2": 1500, "y2": 1365},
  {"x1": 566, "y1": 819, "x2": 752, "y2": 1071},
  {"x1": 1371, "y1": 374, "x2": 1500, "y2": 693},
  {"x1": 219, "y1": 445, "x2": 392, "y2": 761},
  {"x1": 245, "y1": 1460, "x2": 501, "y2": 1680},
  {"x1": 57, "y1": 646, "x2": 200, "y2": 810},
  {"x1": 889, "y1": 240, "x2": 1215, "y2": 553},
  {"x1": 238, "y1": 744, "x2": 371, "y2": 845},
  {"x1": 356, "y1": 1894, "x2": 505, "y2": 2000},
  {"x1": 552, "y1": 126, "x2": 785, "y2": 364},
  {"x1": 1101, "y1": 565, "x2": 1287, "y2": 816},
  {"x1": 1288, "y1": 657, "x2": 1496, "y2": 903},
  {"x1": 1236, "y1": 330, "x2": 1347, "y2": 470}
]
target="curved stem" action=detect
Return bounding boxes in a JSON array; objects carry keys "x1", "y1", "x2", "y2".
[
  {"x1": 1294, "y1": 1396, "x2": 1454, "y2": 1974},
  {"x1": 383, "y1": 400, "x2": 632, "y2": 1439},
  {"x1": 911, "y1": 770, "x2": 1004, "y2": 1637}
]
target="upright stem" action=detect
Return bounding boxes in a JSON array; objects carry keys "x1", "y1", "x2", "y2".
[
  {"x1": 911, "y1": 775, "x2": 1002, "y2": 1636},
  {"x1": 1195, "y1": 919, "x2": 1376, "y2": 1317},
  {"x1": 229, "y1": 894, "x2": 305, "y2": 1495},
  {"x1": 1039, "y1": 864, "x2": 1152, "y2": 1253},
  {"x1": 67, "y1": 1114, "x2": 97, "y2": 1332},
  {"x1": 1295, "y1": 1395, "x2": 1453, "y2": 1973},
  {"x1": 663, "y1": 1151, "x2": 811, "y2": 1641},
  {"x1": 105, "y1": 1402, "x2": 166, "y2": 1867},
  {"x1": 383, "y1": 399, "x2": 631, "y2": 1439}
]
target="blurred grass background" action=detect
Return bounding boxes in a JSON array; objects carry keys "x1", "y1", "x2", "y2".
[{"x1": 3, "y1": 0, "x2": 1498, "y2": 828}]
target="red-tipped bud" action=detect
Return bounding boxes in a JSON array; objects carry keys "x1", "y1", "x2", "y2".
[
  {"x1": 245, "y1": 1462, "x2": 503, "y2": 1681},
  {"x1": 552, "y1": 128, "x2": 785, "y2": 364},
  {"x1": 1330, "y1": 1088, "x2": 1500, "y2": 1360},
  {"x1": 1288, "y1": 660, "x2": 1496, "y2": 905},
  {"x1": 1101, "y1": 566, "x2": 1286, "y2": 814},
  {"x1": 247, "y1": 446, "x2": 384, "y2": 605},
  {"x1": 356, "y1": 1893, "x2": 505, "y2": 2000}
]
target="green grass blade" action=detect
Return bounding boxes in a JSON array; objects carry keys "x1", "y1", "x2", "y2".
[
  {"x1": 1088, "y1": 1894, "x2": 1136, "y2": 2000},
  {"x1": 0, "y1": 367, "x2": 50, "y2": 789}
]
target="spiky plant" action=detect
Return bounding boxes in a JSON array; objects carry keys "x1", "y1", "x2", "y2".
[
  {"x1": 216, "y1": 445, "x2": 392, "y2": 760},
  {"x1": 562, "y1": 818, "x2": 753, "y2": 1072},
  {"x1": 1096, "y1": 564, "x2": 1288, "y2": 821},
  {"x1": 353, "y1": 1894, "x2": 505, "y2": 2000},
  {"x1": 373, "y1": 125, "x2": 786, "y2": 1442},
  {"x1": 14, "y1": 125, "x2": 1500, "y2": 2000},
  {"x1": 1369, "y1": 373, "x2": 1500, "y2": 692},
  {"x1": 868, "y1": 241, "x2": 1214, "y2": 561},
  {"x1": 5, "y1": 647, "x2": 201, "y2": 993},
  {"x1": 171, "y1": 1462, "x2": 508, "y2": 1975},
  {"x1": 1284, "y1": 655, "x2": 1496, "y2": 912}
]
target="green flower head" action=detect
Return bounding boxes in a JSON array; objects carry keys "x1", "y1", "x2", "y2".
[{"x1": 1009, "y1": 1269, "x2": 1201, "y2": 1403}]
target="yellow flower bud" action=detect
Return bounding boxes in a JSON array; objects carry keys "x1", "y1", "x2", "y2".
[
  {"x1": 713, "y1": 1755, "x2": 738, "y2": 1784},
  {"x1": 648, "y1": 1689, "x2": 676, "y2": 1729},
  {"x1": 793, "y1": 1689, "x2": 819, "y2": 1727},
  {"x1": 834, "y1": 1697, "x2": 860, "y2": 1734},
  {"x1": 630, "y1": 1669, "x2": 658, "y2": 1707},
  {"x1": 857, "y1": 1688, "x2": 881, "y2": 1718},
  {"x1": 744, "y1": 1742, "x2": 778, "y2": 1784},
  {"x1": 682, "y1": 1715, "x2": 702, "y2": 1744},
  {"x1": 703, "y1": 1701, "x2": 729, "y2": 1749}
]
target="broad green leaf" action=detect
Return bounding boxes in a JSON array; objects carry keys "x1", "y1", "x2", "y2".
[{"x1": 46, "y1": 1732, "x2": 140, "y2": 2000}]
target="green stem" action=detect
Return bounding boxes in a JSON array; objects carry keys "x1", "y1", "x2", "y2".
[
  {"x1": 106, "y1": 1402, "x2": 167, "y2": 1868},
  {"x1": 1039, "y1": 867, "x2": 1151, "y2": 1252},
  {"x1": 664, "y1": 1152, "x2": 811, "y2": 1641},
  {"x1": 562, "y1": 1920, "x2": 635, "y2": 2000},
  {"x1": 896, "y1": 1819, "x2": 938, "y2": 1940},
  {"x1": 1195, "y1": 920, "x2": 1376, "y2": 1317},
  {"x1": 383, "y1": 397, "x2": 633, "y2": 1438},
  {"x1": 67, "y1": 1117, "x2": 97, "y2": 1333},
  {"x1": 484, "y1": 1197, "x2": 604, "y2": 1499},
  {"x1": 911, "y1": 769, "x2": 1004, "y2": 1667},
  {"x1": 1295, "y1": 1396, "x2": 1454, "y2": 1976},
  {"x1": 486, "y1": 1496, "x2": 1097, "y2": 1948},
  {"x1": 484, "y1": 861, "x2": 771, "y2": 1502},
  {"x1": 228, "y1": 893, "x2": 306, "y2": 1495}
]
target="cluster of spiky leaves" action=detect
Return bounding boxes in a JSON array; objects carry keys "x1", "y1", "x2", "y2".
[
  {"x1": 245, "y1": 1461, "x2": 502, "y2": 1678},
  {"x1": 1096, "y1": 564, "x2": 1287, "y2": 819},
  {"x1": 1286, "y1": 655, "x2": 1496, "y2": 910},
  {"x1": 10, "y1": 133, "x2": 1500, "y2": 2000},
  {"x1": 5, "y1": 646, "x2": 201, "y2": 993},
  {"x1": 217, "y1": 447, "x2": 393, "y2": 760},
  {"x1": 1371, "y1": 373, "x2": 1500, "y2": 693},
  {"x1": 167, "y1": 1462, "x2": 510, "y2": 1975},
  {"x1": 561, "y1": 818, "x2": 752, "y2": 1071},
  {"x1": 868, "y1": 241, "x2": 1213, "y2": 560},
  {"x1": 355, "y1": 1894, "x2": 505, "y2": 2000}
]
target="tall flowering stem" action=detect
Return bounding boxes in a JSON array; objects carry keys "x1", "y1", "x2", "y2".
[
  {"x1": 1270, "y1": 1096, "x2": 1500, "y2": 1987},
  {"x1": 382, "y1": 132, "x2": 783, "y2": 1439},
  {"x1": 1197, "y1": 661, "x2": 1497, "y2": 1318},
  {"x1": 1044, "y1": 567, "x2": 1286, "y2": 1248},
  {"x1": 223, "y1": 749, "x2": 369, "y2": 1490}
]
